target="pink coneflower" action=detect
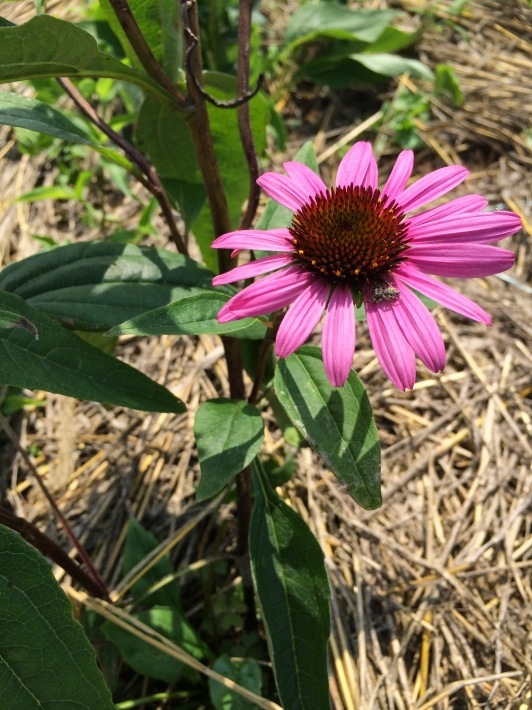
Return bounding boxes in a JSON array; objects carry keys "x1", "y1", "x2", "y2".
[{"x1": 211, "y1": 142, "x2": 521, "y2": 389}]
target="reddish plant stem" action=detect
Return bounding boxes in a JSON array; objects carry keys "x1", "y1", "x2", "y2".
[
  {"x1": 248, "y1": 314, "x2": 283, "y2": 406},
  {"x1": 0, "y1": 507, "x2": 109, "y2": 599},
  {"x1": 182, "y1": 1, "x2": 233, "y2": 249},
  {"x1": 182, "y1": 0, "x2": 255, "y2": 620},
  {"x1": 236, "y1": 0, "x2": 261, "y2": 230},
  {"x1": 0, "y1": 412, "x2": 110, "y2": 599},
  {"x1": 57, "y1": 78, "x2": 188, "y2": 255}
]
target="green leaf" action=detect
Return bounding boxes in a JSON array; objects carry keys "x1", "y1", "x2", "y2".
[
  {"x1": 349, "y1": 53, "x2": 433, "y2": 80},
  {"x1": 284, "y1": 2, "x2": 397, "y2": 48},
  {"x1": 0, "y1": 290, "x2": 185, "y2": 413},
  {"x1": 363, "y1": 25, "x2": 420, "y2": 54},
  {"x1": 194, "y1": 399, "x2": 264, "y2": 501},
  {"x1": 0, "y1": 91, "x2": 94, "y2": 143},
  {"x1": 15, "y1": 185, "x2": 76, "y2": 202},
  {"x1": 434, "y1": 64, "x2": 465, "y2": 107},
  {"x1": 164, "y1": 179, "x2": 207, "y2": 228},
  {"x1": 0, "y1": 241, "x2": 216, "y2": 331},
  {"x1": 0, "y1": 15, "x2": 176, "y2": 108},
  {"x1": 135, "y1": 72, "x2": 270, "y2": 270},
  {"x1": 0, "y1": 523, "x2": 114, "y2": 709},
  {"x1": 274, "y1": 346, "x2": 381, "y2": 509},
  {"x1": 302, "y1": 53, "x2": 433, "y2": 88},
  {"x1": 209, "y1": 656, "x2": 263, "y2": 710},
  {"x1": 75, "y1": 330, "x2": 117, "y2": 355},
  {"x1": 255, "y1": 141, "x2": 319, "y2": 231},
  {"x1": 102, "y1": 606, "x2": 209, "y2": 684},
  {"x1": 250, "y1": 461, "x2": 331, "y2": 710},
  {"x1": 122, "y1": 519, "x2": 181, "y2": 610},
  {"x1": 107, "y1": 291, "x2": 267, "y2": 340}
]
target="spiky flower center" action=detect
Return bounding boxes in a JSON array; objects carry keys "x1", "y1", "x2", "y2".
[{"x1": 289, "y1": 185, "x2": 410, "y2": 293}]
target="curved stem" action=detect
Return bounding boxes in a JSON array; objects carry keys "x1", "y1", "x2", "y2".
[{"x1": 58, "y1": 78, "x2": 188, "y2": 255}]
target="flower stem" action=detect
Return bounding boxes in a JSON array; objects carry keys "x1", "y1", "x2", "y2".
[
  {"x1": 236, "y1": 0, "x2": 261, "y2": 230},
  {"x1": 181, "y1": 3, "x2": 253, "y2": 598},
  {"x1": 248, "y1": 313, "x2": 282, "y2": 405}
]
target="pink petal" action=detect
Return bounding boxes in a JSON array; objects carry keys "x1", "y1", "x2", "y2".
[
  {"x1": 397, "y1": 165, "x2": 469, "y2": 213},
  {"x1": 275, "y1": 279, "x2": 329, "y2": 358},
  {"x1": 390, "y1": 281, "x2": 446, "y2": 373},
  {"x1": 382, "y1": 150, "x2": 414, "y2": 204},
  {"x1": 283, "y1": 161, "x2": 328, "y2": 198},
  {"x1": 365, "y1": 298, "x2": 417, "y2": 391},
  {"x1": 217, "y1": 265, "x2": 312, "y2": 323},
  {"x1": 335, "y1": 141, "x2": 378, "y2": 190},
  {"x1": 212, "y1": 253, "x2": 293, "y2": 285},
  {"x1": 212, "y1": 228, "x2": 294, "y2": 252},
  {"x1": 257, "y1": 172, "x2": 312, "y2": 212},
  {"x1": 407, "y1": 194, "x2": 488, "y2": 227},
  {"x1": 407, "y1": 211, "x2": 523, "y2": 244},
  {"x1": 322, "y1": 284, "x2": 356, "y2": 387},
  {"x1": 407, "y1": 243, "x2": 515, "y2": 277},
  {"x1": 395, "y1": 263, "x2": 492, "y2": 325}
]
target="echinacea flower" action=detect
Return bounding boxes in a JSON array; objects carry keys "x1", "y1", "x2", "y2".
[{"x1": 211, "y1": 142, "x2": 521, "y2": 389}]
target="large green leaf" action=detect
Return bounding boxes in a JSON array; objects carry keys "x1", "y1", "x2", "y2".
[
  {"x1": 0, "y1": 290, "x2": 185, "y2": 413},
  {"x1": 274, "y1": 346, "x2": 381, "y2": 509},
  {"x1": 0, "y1": 93, "x2": 139, "y2": 173},
  {"x1": 0, "y1": 523, "x2": 114, "y2": 709},
  {"x1": 102, "y1": 606, "x2": 209, "y2": 684},
  {"x1": 0, "y1": 241, "x2": 216, "y2": 331},
  {"x1": 284, "y1": 2, "x2": 397, "y2": 48},
  {"x1": 302, "y1": 52, "x2": 433, "y2": 88},
  {"x1": 0, "y1": 15, "x2": 175, "y2": 107},
  {"x1": 135, "y1": 72, "x2": 270, "y2": 270},
  {"x1": 194, "y1": 399, "x2": 264, "y2": 501},
  {"x1": 107, "y1": 291, "x2": 267, "y2": 340},
  {"x1": 100, "y1": 0, "x2": 182, "y2": 83},
  {"x1": 250, "y1": 461, "x2": 331, "y2": 710},
  {"x1": 0, "y1": 91, "x2": 93, "y2": 143}
]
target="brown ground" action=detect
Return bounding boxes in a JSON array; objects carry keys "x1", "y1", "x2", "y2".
[{"x1": 0, "y1": 1, "x2": 531, "y2": 708}]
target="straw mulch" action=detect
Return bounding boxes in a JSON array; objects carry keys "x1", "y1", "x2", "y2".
[{"x1": 0, "y1": 0, "x2": 531, "y2": 708}]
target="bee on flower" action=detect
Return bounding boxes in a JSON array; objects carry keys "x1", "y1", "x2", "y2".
[{"x1": 211, "y1": 142, "x2": 521, "y2": 390}]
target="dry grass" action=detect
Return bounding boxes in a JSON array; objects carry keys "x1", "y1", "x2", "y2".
[{"x1": 1, "y1": 0, "x2": 531, "y2": 708}]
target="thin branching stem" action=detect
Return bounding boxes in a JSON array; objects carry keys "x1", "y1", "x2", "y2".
[{"x1": 58, "y1": 78, "x2": 188, "y2": 255}]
